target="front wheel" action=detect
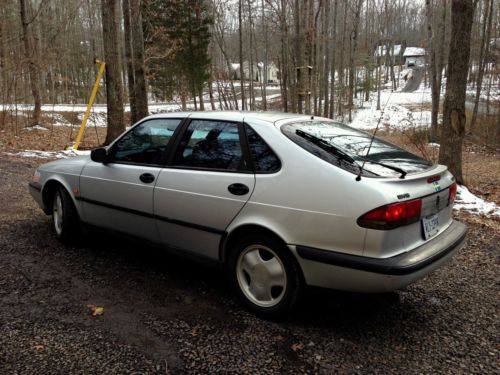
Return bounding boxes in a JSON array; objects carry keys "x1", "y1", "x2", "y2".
[
  {"x1": 228, "y1": 235, "x2": 302, "y2": 319},
  {"x1": 52, "y1": 186, "x2": 80, "y2": 244}
]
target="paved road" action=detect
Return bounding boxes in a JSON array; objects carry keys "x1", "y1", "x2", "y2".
[
  {"x1": 402, "y1": 67, "x2": 424, "y2": 92},
  {"x1": 0, "y1": 153, "x2": 498, "y2": 373}
]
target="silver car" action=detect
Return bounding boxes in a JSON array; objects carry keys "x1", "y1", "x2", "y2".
[{"x1": 29, "y1": 111, "x2": 466, "y2": 317}]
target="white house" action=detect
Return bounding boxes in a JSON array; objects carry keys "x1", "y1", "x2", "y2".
[{"x1": 403, "y1": 47, "x2": 426, "y2": 67}]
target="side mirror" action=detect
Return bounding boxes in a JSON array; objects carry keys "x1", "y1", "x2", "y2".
[{"x1": 90, "y1": 147, "x2": 109, "y2": 163}]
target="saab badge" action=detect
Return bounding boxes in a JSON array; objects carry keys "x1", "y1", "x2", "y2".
[{"x1": 432, "y1": 181, "x2": 441, "y2": 192}]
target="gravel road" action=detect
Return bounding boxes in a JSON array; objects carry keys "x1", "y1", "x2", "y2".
[{"x1": 0, "y1": 153, "x2": 498, "y2": 374}]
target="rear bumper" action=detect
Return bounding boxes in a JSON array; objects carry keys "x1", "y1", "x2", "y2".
[{"x1": 292, "y1": 220, "x2": 467, "y2": 292}]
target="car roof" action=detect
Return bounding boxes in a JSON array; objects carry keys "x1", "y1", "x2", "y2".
[{"x1": 143, "y1": 111, "x2": 322, "y2": 127}]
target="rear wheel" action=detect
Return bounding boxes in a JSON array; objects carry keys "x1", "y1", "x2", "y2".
[
  {"x1": 228, "y1": 235, "x2": 302, "y2": 318},
  {"x1": 52, "y1": 186, "x2": 80, "y2": 244}
]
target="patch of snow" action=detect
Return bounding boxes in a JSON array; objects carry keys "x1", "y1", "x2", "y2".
[
  {"x1": 454, "y1": 185, "x2": 500, "y2": 217},
  {"x1": 5, "y1": 149, "x2": 90, "y2": 159},
  {"x1": 24, "y1": 125, "x2": 49, "y2": 131},
  {"x1": 428, "y1": 143, "x2": 440, "y2": 148}
]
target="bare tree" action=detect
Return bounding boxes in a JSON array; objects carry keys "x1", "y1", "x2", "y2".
[
  {"x1": 438, "y1": 0, "x2": 478, "y2": 183},
  {"x1": 426, "y1": 0, "x2": 439, "y2": 141},
  {"x1": 348, "y1": 0, "x2": 363, "y2": 122},
  {"x1": 102, "y1": 0, "x2": 125, "y2": 144},
  {"x1": 470, "y1": 0, "x2": 493, "y2": 128},
  {"x1": 19, "y1": 0, "x2": 42, "y2": 126},
  {"x1": 130, "y1": 0, "x2": 148, "y2": 120},
  {"x1": 122, "y1": 0, "x2": 137, "y2": 123}
]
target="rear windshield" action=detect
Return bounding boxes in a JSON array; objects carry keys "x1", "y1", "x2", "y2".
[{"x1": 282, "y1": 120, "x2": 433, "y2": 177}]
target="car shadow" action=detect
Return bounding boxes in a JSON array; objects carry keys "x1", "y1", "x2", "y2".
[{"x1": 25, "y1": 217, "x2": 435, "y2": 337}]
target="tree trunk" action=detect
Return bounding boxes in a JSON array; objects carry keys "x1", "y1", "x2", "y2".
[
  {"x1": 348, "y1": 0, "x2": 363, "y2": 123},
  {"x1": 130, "y1": 0, "x2": 148, "y2": 120},
  {"x1": 322, "y1": 0, "x2": 330, "y2": 118},
  {"x1": 427, "y1": 0, "x2": 440, "y2": 142},
  {"x1": 438, "y1": 0, "x2": 477, "y2": 184},
  {"x1": 470, "y1": 0, "x2": 493, "y2": 128},
  {"x1": 280, "y1": 0, "x2": 288, "y2": 112},
  {"x1": 102, "y1": 0, "x2": 125, "y2": 145},
  {"x1": 122, "y1": 0, "x2": 137, "y2": 124},
  {"x1": 328, "y1": 0, "x2": 338, "y2": 118},
  {"x1": 294, "y1": 0, "x2": 304, "y2": 114},
  {"x1": 436, "y1": 0, "x2": 448, "y2": 98},
  {"x1": 337, "y1": 1, "x2": 347, "y2": 116},
  {"x1": 19, "y1": 0, "x2": 42, "y2": 126},
  {"x1": 238, "y1": 0, "x2": 246, "y2": 110}
]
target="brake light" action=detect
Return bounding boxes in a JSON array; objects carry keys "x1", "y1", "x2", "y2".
[
  {"x1": 448, "y1": 182, "x2": 457, "y2": 205},
  {"x1": 357, "y1": 199, "x2": 422, "y2": 230}
]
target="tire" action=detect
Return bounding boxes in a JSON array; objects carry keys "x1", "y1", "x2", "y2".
[
  {"x1": 227, "y1": 235, "x2": 302, "y2": 319},
  {"x1": 51, "y1": 186, "x2": 80, "y2": 244}
]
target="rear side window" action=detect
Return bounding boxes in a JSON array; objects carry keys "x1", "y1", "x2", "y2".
[
  {"x1": 245, "y1": 124, "x2": 281, "y2": 173},
  {"x1": 174, "y1": 120, "x2": 247, "y2": 171},
  {"x1": 282, "y1": 121, "x2": 432, "y2": 177}
]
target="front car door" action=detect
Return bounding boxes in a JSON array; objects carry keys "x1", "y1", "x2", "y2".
[
  {"x1": 79, "y1": 118, "x2": 183, "y2": 241},
  {"x1": 154, "y1": 118, "x2": 255, "y2": 261}
]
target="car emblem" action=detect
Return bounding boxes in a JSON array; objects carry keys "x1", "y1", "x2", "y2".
[{"x1": 432, "y1": 181, "x2": 441, "y2": 191}]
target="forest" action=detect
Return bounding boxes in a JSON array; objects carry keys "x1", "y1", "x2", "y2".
[{"x1": 0, "y1": 0, "x2": 498, "y2": 179}]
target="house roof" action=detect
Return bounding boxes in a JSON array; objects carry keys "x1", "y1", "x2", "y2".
[
  {"x1": 403, "y1": 47, "x2": 426, "y2": 57},
  {"x1": 374, "y1": 44, "x2": 402, "y2": 57}
]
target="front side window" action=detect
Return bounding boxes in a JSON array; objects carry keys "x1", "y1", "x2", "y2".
[
  {"x1": 174, "y1": 120, "x2": 246, "y2": 171},
  {"x1": 112, "y1": 118, "x2": 181, "y2": 165},
  {"x1": 282, "y1": 121, "x2": 433, "y2": 177}
]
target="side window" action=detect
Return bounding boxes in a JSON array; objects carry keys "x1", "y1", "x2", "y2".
[
  {"x1": 112, "y1": 119, "x2": 181, "y2": 165},
  {"x1": 174, "y1": 120, "x2": 246, "y2": 171},
  {"x1": 245, "y1": 124, "x2": 281, "y2": 173}
]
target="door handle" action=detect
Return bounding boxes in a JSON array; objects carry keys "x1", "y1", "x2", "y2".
[
  {"x1": 139, "y1": 173, "x2": 155, "y2": 184},
  {"x1": 228, "y1": 183, "x2": 249, "y2": 196}
]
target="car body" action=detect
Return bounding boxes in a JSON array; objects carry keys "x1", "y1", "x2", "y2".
[{"x1": 29, "y1": 111, "x2": 467, "y2": 317}]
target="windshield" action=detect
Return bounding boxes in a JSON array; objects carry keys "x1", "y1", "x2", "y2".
[{"x1": 282, "y1": 120, "x2": 433, "y2": 177}]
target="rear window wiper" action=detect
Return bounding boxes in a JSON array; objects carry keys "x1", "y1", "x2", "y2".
[
  {"x1": 295, "y1": 129, "x2": 355, "y2": 165},
  {"x1": 357, "y1": 157, "x2": 407, "y2": 179}
]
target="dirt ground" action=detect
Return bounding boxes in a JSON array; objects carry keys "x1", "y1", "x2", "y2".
[{"x1": 0, "y1": 126, "x2": 499, "y2": 372}]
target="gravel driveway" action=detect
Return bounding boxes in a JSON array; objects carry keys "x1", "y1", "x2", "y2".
[{"x1": 0, "y1": 153, "x2": 498, "y2": 374}]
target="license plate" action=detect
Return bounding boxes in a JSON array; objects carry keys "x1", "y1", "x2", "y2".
[{"x1": 422, "y1": 213, "x2": 439, "y2": 240}]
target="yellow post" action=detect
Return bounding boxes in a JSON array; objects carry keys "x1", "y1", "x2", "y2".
[{"x1": 72, "y1": 59, "x2": 106, "y2": 150}]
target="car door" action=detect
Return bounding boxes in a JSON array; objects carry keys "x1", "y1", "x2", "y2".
[
  {"x1": 79, "y1": 118, "x2": 183, "y2": 241},
  {"x1": 154, "y1": 119, "x2": 255, "y2": 261}
]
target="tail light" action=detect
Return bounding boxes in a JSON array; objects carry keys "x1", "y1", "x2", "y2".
[
  {"x1": 357, "y1": 199, "x2": 422, "y2": 230},
  {"x1": 448, "y1": 182, "x2": 457, "y2": 206}
]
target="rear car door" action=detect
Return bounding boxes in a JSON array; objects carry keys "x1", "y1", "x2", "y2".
[
  {"x1": 79, "y1": 118, "x2": 182, "y2": 240},
  {"x1": 154, "y1": 119, "x2": 255, "y2": 261}
]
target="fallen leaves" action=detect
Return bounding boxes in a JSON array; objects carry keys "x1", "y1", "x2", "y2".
[
  {"x1": 291, "y1": 342, "x2": 304, "y2": 352},
  {"x1": 86, "y1": 304, "x2": 104, "y2": 316}
]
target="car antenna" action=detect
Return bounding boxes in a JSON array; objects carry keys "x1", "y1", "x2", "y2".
[{"x1": 355, "y1": 90, "x2": 394, "y2": 182}]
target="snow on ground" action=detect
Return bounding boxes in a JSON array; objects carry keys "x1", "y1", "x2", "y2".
[
  {"x1": 24, "y1": 125, "x2": 49, "y2": 131},
  {"x1": 350, "y1": 86, "x2": 433, "y2": 130},
  {"x1": 5, "y1": 149, "x2": 90, "y2": 159},
  {"x1": 455, "y1": 185, "x2": 500, "y2": 217}
]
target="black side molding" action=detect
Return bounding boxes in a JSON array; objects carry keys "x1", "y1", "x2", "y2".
[
  {"x1": 29, "y1": 182, "x2": 42, "y2": 192},
  {"x1": 75, "y1": 196, "x2": 225, "y2": 235},
  {"x1": 297, "y1": 220, "x2": 467, "y2": 276}
]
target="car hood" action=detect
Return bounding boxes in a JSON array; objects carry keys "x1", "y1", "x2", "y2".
[{"x1": 39, "y1": 155, "x2": 91, "y2": 175}]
